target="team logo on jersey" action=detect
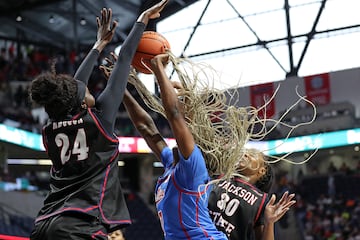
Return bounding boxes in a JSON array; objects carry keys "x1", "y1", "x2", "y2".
[
  {"x1": 155, "y1": 188, "x2": 165, "y2": 204},
  {"x1": 155, "y1": 174, "x2": 170, "y2": 204}
]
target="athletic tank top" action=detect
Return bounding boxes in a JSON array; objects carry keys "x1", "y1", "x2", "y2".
[
  {"x1": 36, "y1": 108, "x2": 130, "y2": 231},
  {"x1": 155, "y1": 146, "x2": 227, "y2": 240},
  {"x1": 208, "y1": 177, "x2": 268, "y2": 240}
]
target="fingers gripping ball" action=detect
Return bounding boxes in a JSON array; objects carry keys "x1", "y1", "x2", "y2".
[{"x1": 132, "y1": 31, "x2": 170, "y2": 74}]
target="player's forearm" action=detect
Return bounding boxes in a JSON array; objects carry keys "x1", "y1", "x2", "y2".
[
  {"x1": 123, "y1": 90, "x2": 166, "y2": 159},
  {"x1": 152, "y1": 64, "x2": 180, "y2": 120},
  {"x1": 92, "y1": 40, "x2": 108, "y2": 53},
  {"x1": 123, "y1": 90, "x2": 157, "y2": 134},
  {"x1": 98, "y1": 22, "x2": 145, "y2": 122},
  {"x1": 261, "y1": 223, "x2": 275, "y2": 240},
  {"x1": 73, "y1": 49, "x2": 99, "y2": 85}
]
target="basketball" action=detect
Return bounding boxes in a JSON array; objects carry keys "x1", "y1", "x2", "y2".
[{"x1": 132, "y1": 31, "x2": 171, "y2": 74}]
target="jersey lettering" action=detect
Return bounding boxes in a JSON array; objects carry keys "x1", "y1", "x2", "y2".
[
  {"x1": 55, "y1": 128, "x2": 89, "y2": 164},
  {"x1": 209, "y1": 210, "x2": 236, "y2": 236},
  {"x1": 72, "y1": 128, "x2": 89, "y2": 161},
  {"x1": 218, "y1": 180, "x2": 259, "y2": 205},
  {"x1": 55, "y1": 133, "x2": 71, "y2": 164},
  {"x1": 217, "y1": 192, "x2": 230, "y2": 210},
  {"x1": 217, "y1": 193, "x2": 240, "y2": 217},
  {"x1": 225, "y1": 198, "x2": 240, "y2": 216}
]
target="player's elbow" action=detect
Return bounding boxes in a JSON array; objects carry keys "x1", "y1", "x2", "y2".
[{"x1": 137, "y1": 122, "x2": 157, "y2": 136}]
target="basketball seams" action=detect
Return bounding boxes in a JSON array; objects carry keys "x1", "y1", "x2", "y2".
[
  {"x1": 137, "y1": 38, "x2": 170, "y2": 54},
  {"x1": 132, "y1": 31, "x2": 170, "y2": 74}
]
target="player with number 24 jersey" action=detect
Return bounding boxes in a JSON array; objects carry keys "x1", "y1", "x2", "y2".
[{"x1": 38, "y1": 108, "x2": 128, "y2": 229}]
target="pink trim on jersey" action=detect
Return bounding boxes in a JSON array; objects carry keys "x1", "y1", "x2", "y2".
[
  {"x1": 88, "y1": 108, "x2": 119, "y2": 142},
  {"x1": 41, "y1": 127, "x2": 48, "y2": 152},
  {"x1": 91, "y1": 230, "x2": 108, "y2": 239},
  {"x1": 254, "y1": 193, "x2": 267, "y2": 224},
  {"x1": 98, "y1": 156, "x2": 132, "y2": 225},
  {"x1": 234, "y1": 177, "x2": 264, "y2": 196},
  {"x1": 171, "y1": 173, "x2": 208, "y2": 195},
  {"x1": 71, "y1": 111, "x2": 82, "y2": 120},
  {"x1": 35, "y1": 205, "x2": 98, "y2": 222},
  {"x1": 172, "y1": 173, "x2": 213, "y2": 239},
  {"x1": 108, "y1": 148, "x2": 120, "y2": 163},
  {"x1": 177, "y1": 192, "x2": 191, "y2": 240},
  {"x1": 195, "y1": 196, "x2": 214, "y2": 240},
  {"x1": 36, "y1": 151, "x2": 129, "y2": 225},
  {"x1": 233, "y1": 176, "x2": 268, "y2": 223},
  {"x1": 0, "y1": 235, "x2": 29, "y2": 240}
]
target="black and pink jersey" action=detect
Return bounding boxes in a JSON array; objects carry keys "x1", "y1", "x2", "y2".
[
  {"x1": 208, "y1": 177, "x2": 269, "y2": 240},
  {"x1": 37, "y1": 108, "x2": 130, "y2": 231}
]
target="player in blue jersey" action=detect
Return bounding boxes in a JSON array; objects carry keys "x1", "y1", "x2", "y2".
[
  {"x1": 28, "y1": 1, "x2": 168, "y2": 239},
  {"x1": 116, "y1": 53, "x2": 227, "y2": 239}
]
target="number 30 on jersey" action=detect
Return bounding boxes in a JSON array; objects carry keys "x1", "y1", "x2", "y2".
[{"x1": 217, "y1": 193, "x2": 240, "y2": 216}]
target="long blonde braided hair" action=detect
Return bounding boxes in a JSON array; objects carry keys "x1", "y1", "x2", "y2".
[{"x1": 120, "y1": 51, "x2": 316, "y2": 181}]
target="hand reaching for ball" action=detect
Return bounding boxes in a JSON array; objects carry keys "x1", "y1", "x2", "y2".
[
  {"x1": 137, "y1": 0, "x2": 169, "y2": 25},
  {"x1": 132, "y1": 31, "x2": 171, "y2": 74},
  {"x1": 151, "y1": 53, "x2": 169, "y2": 70}
]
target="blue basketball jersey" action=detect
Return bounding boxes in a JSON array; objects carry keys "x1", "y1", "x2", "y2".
[{"x1": 155, "y1": 146, "x2": 227, "y2": 240}]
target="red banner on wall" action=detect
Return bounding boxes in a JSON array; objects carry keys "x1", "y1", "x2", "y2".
[
  {"x1": 250, "y1": 82, "x2": 275, "y2": 118},
  {"x1": 303, "y1": 73, "x2": 331, "y2": 105}
]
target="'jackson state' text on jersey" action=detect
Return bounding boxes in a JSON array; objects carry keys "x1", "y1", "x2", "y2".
[
  {"x1": 36, "y1": 108, "x2": 130, "y2": 231},
  {"x1": 208, "y1": 177, "x2": 268, "y2": 240},
  {"x1": 155, "y1": 146, "x2": 227, "y2": 240}
]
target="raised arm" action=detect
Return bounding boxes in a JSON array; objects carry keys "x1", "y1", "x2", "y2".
[
  {"x1": 150, "y1": 53, "x2": 195, "y2": 158},
  {"x1": 74, "y1": 8, "x2": 118, "y2": 84},
  {"x1": 96, "y1": 0, "x2": 168, "y2": 133},
  {"x1": 123, "y1": 90, "x2": 167, "y2": 159},
  {"x1": 255, "y1": 192, "x2": 296, "y2": 240}
]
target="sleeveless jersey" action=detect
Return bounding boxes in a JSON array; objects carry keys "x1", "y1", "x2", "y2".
[
  {"x1": 155, "y1": 146, "x2": 227, "y2": 240},
  {"x1": 208, "y1": 177, "x2": 268, "y2": 240},
  {"x1": 35, "y1": 108, "x2": 130, "y2": 231}
]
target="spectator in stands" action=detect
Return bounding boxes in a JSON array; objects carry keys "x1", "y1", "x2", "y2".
[
  {"x1": 339, "y1": 162, "x2": 351, "y2": 175},
  {"x1": 0, "y1": 47, "x2": 9, "y2": 81},
  {"x1": 355, "y1": 161, "x2": 360, "y2": 174},
  {"x1": 14, "y1": 85, "x2": 25, "y2": 107},
  {"x1": 28, "y1": 2, "x2": 168, "y2": 239},
  {"x1": 327, "y1": 174, "x2": 336, "y2": 199},
  {"x1": 328, "y1": 162, "x2": 337, "y2": 174}
]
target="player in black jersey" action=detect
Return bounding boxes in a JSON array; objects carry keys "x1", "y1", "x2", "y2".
[
  {"x1": 208, "y1": 148, "x2": 296, "y2": 240},
  {"x1": 28, "y1": 1, "x2": 168, "y2": 239}
]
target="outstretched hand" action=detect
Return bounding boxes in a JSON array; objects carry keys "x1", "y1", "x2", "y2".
[
  {"x1": 93, "y1": 8, "x2": 118, "y2": 52},
  {"x1": 264, "y1": 192, "x2": 296, "y2": 225},
  {"x1": 137, "y1": 0, "x2": 169, "y2": 25},
  {"x1": 97, "y1": 8, "x2": 118, "y2": 43}
]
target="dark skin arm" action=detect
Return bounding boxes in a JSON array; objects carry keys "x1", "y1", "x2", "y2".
[
  {"x1": 93, "y1": 8, "x2": 118, "y2": 52},
  {"x1": 123, "y1": 90, "x2": 167, "y2": 159},
  {"x1": 254, "y1": 192, "x2": 296, "y2": 240},
  {"x1": 74, "y1": 8, "x2": 118, "y2": 85},
  {"x1": 100, "y1": 53, "x2": 167, "y2": 159},
  {"x1": 150, "y1": 53, "x2": 195, "y2": 159}
]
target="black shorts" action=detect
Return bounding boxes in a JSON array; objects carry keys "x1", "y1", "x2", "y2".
[{"x1": 30, "y1": 213, "x2": 109, "y2": 240}]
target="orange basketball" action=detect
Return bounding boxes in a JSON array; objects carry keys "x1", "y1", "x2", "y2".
[{"x1": 132, "y1": 31, "x2": 170, "y2": 74}]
